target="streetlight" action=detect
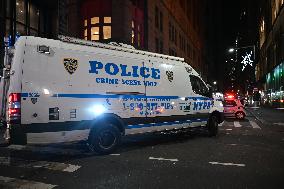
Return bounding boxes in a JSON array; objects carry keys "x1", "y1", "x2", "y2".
[
  {"x1": 228, "y1": 45, "x2": 255, "y2": 60},
  {"x1": 228, "y1": 48, "x2": 234, "y2": 53},
  {"x1": 213, "y1": 81, "x2": 217, "y2": 85}
]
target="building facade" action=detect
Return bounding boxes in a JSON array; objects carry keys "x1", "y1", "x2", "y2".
[
  {"x1": 1, "y1": 0, "x2": 208, "y2": 80},
  {"x1": 255, "y1": 0, "x2": 284, "y2": 107},
  {"x1": 0, "y1": 0, "x2": 58, "y2": 67}
]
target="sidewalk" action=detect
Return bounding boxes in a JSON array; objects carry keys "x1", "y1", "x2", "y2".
[{"x1": 246, "y1": 106, "x2": 284, "y2": 125}]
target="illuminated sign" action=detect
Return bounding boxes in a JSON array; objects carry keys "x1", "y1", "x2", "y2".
[{"x1": 241, "y1": 51, "x2": 253, "y2": 71}]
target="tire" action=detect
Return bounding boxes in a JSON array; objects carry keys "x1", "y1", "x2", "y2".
[
  {"x1": 235, "y1": 111, "x2": 245, "y2": 120},
  {"x1": 208, "y1": 115, "x2": 218, "y2": 137},
  {"x1": 88, "y1": 122, "x2": 121, "y2": 154}
]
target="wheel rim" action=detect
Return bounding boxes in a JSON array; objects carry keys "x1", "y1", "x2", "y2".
[
  {"x1": 98, "y1": 130, "x2": 117, "y2": 150},
  {"x1": 236, "y1": 112, "x2": 244, "y2": 119}
]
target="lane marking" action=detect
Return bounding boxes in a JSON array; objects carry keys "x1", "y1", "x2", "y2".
[
  {"x1": 0, "y1": 156, "x2": 81, "y2": 173},
  {"x1": 209, "y1": 161, "x2": 245, "y2": 167},
  {"x1": 234, "y1": 121, "x2": 242, "y2": 128},
  {"x1": 149, "y1": 157, "x2": 178, "y2": 162},
  {"x1": 218, "y1": 122, "x2": 224, "y2": 127},
  {"x1": 249, "y1": 121, "x2": 261, "y2": 129},
  {"x1": 0, "y1": 176, "x2": 57, "y2": 189},
  {"x1": 225, "y1": 129, "x2": 232, "y2": 131},
  {"x1": 228, "y1": 144, "x2": 237, "y2": 146},
  {"x1": 110, "y1": 154, "x2": 120, "y2": 156},
  {"x1": 273, "y1": 123, "x2": 284, "y2": 126}
]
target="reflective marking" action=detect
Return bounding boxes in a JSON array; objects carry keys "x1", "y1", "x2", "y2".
[
  {"x1": 234, "y1": 121, "x2": 242, "y2": 127},
  {"x1": 209, "y1": 161, "x2": 245, "y2": 167},
  {"x1": 218, "y1": 122, "x2": 224, "y2": 127},
  {"x1": 0, "y1": 156, "x2": 81, "y2": 173},
  {"x1": 149, "y1": 157, "x2": 178, "y2": 162},
  {"x1": 0, "y1": 176, "x2": 57, "y2": 189},
  {"x1": 225, "y1": 129, "x2": 232, "y2": 131},
  {"x1": 274, "y1": 123, "x2": 284, "y2": 126},
  {"x1": 110, "y1": 154, "x2": 120, "y2": 156},
  {"x1": 249, "y1": 121, "x2": 261, "y2": 129}
]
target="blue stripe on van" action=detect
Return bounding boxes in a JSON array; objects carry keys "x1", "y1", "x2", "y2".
[
  {"x1": 21, "y1": 93, "x2": 212, "y2": 101},
  {"x1": 126, "y1": 118, "x2": 208, "y2": 129}
]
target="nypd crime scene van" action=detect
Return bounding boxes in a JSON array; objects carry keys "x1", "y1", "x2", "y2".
[{"x1": 0, "y1": 36, "x2": 224, "y2": 154}]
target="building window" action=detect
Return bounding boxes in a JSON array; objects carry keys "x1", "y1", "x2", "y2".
[
  {"x1": 155, "y1": 38, "x2": 163, "y2": 53},
  {"x1": 84, "y1": 16, "x2": 111, "y2": 41},
  {"x1": 259, "y1": 17, "x2": 265, "y2": 47},
  {"x1": 155, "y1": 6, "x2": 159, "y2": 28},
  {"x1": 131, "y1": 20, "x2": 135, "y2": 44},
  {"x1": 16, "y1": 0, "x2": 26, "y2": 25},
  {"x1": 30, "y1": 4, "x2": 39, "y2": 36},
  {"x1": 131, "y1": 20, "x2": 143, "y2": 47},
  {"x1": 155, "y1": 6, "x2": 163, "y2": 32},
  {"x1": 16, "y1": 0, "x2": 26, "y2": 35},
  {"x1": 169, "y1": 22, "x2": 177, "y2": 44}
]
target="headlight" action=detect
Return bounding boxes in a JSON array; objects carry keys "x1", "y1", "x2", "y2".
[{"x1": 90, "y1": 104, "x2": 106, "y2": 116}]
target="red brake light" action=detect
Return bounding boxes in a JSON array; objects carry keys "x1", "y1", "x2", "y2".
[{"x1": 8, "y1": 93, "x2": 21, "y2": 123}]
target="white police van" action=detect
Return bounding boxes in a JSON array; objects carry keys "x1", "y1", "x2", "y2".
[{"x1": 0, "y1": 36, "x2": 224, "y2": 154}]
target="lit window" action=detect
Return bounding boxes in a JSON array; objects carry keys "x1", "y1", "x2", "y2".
[
  {"x1": 103, "y1": 26, "x2": 111, "y2": 39},
  {"x1": 131, "y1": 30, "x2": 135, "y2": 44},
  {"x1": 84, "y1": 29, "x2": 87, "y2": 38},
  {"x1": 131, "y1": 20, "x2": 135, "y2": 45},
  {"x1": 104, "y1": 17, "x2": 111, "y2": 24},
  {"x1": 91, "y1": 17, "x2": 99, "y2": 25},
  {"x1": 91, "y1": 27, "x2": 99, "y2": 41},
  {"x1": 84, "y1": 19, "x2": 88, "y2": 27}
]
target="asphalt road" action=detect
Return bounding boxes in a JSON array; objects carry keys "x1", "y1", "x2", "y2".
[{"x1": 0, "y1": 107, "x2": 284, "y2": 189}]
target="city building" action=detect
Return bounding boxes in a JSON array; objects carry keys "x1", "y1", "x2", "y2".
[
  {"x1": 1, "y1": 0, "x2": 208, "y2": 80},
  {"x1": 0, "y1": 0, "x2": 58, "y2": 67},
  {"x1": 255, "y1": 0, "x2": 284, "y2": 107}
]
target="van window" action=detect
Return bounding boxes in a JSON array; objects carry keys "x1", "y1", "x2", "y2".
[{"x1": 189, "y1": 75, "x2": 209, "y2": 96}]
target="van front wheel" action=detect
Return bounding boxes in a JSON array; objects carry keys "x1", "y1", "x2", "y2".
[
  {"x1": 88, "y1": 122, "x2": 121, "y2": 154},
  {"x1": 208, "y1": 116, "x2": 218, "y2": 137}
]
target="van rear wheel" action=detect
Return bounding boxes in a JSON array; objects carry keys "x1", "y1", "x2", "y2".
[
  {"x1": 208, "y1": 116, "x2": 218, "y2": 137},
  {"x1": 88, "y1": 122, "x2": 121, "y2": 154}
]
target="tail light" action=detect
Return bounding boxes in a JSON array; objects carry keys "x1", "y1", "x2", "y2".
[{"x1": 8, "y1": 93, "x2": 21, "y2": 123}]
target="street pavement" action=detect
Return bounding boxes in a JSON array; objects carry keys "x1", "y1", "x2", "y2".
[{"x1": 0, "y1": 107, "x2": 284, "y2": 189}]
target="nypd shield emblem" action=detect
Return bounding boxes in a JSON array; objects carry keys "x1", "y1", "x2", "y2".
[
  {"x1": 31, "y1": 98, "x2": 37, "y2": 104},
  {"x1": 63, "y1": 58, "x2": 78, "y2": 75},
  {"x1": 166, "y1": 71, "x2": 174, "y2": 82}
]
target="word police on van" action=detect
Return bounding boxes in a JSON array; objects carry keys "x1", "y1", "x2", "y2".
[{"x1": 0, "y1": 36, "x2": 224, "y2": 154}]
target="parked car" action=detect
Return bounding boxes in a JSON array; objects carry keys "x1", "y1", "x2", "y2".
[{"x1": 223, "y1": 99, "x2": 246, "y2": 119}]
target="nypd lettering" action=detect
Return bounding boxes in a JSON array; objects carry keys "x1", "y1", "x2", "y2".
[{"x1": 89, "y1": 61, "x2": 160, "y2": 86}]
